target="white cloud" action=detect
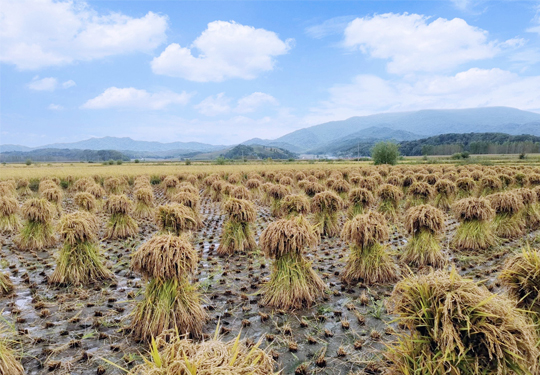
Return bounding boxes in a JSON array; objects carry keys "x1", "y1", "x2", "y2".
[
  {"x1": 305, "y1": 16, "x2": 356, "y2": 39},
  {"x1": 0, "y1": 0, "x2": 168, "y2": 70},
  {"x1": 196, "y1": 92, "x2": 278, "y2": 116},
  {"x1": 81, "y1": 87, "x2": 191, "y2": 110},
  {"x1": 62, "y1": 80, "x2": 76, "y2": 89},
  {"x1": 236, "y1": 92, "x2": 278, "y2": 113},
  {"x1": 27, "y1": 76, "x2": 57, "y2": 91},
  {"x1": 151, "y1": 21, "x2": 293, "y2": 82},
  {"x1": 307, "y1": 68, "x2": 540, "y2": 124},
  {"x1": 195, "y1": 93, "x2": 232, "y2": 116},
  {"x1": 48, "y1": 104, "x2": 63, "y2": 110},
  {"x1": 343, "y1": 13, "x2": 509, "y2": 75}
]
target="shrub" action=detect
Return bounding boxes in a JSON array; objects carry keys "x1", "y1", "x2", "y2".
[{"x1": 371, "y1": 142, "x2": 399, "y2": 165}]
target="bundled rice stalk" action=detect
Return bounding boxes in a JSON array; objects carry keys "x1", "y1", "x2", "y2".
[
  {"x1": 406, "y1": 181, "x2": 434, "y2": 208},
  {"x1": 74, "y1": 192, "x2": 97, "y2": 213},
  {"x1": 0, "y1": 324, "x2": 24, "y2": 375},
  {"x1": 517, "y1": 188, "x2": 540, "y2": 230},
  {"x1": 311, "y1": 191, "x2": 344, "y2": 237},
  {"x1": 38, "y1": 179, "x2": 57, "y2": 194},
  {"x1": 303, "y1": 181, "x2": 325, "y2": 198},
  {"x1": 347, "y1": 188, "x2": 375, "y2": 218},
  {"x1": 401, "y1": 205, "x2": 446, "y2": 268},
  {"x1": 0, "y1": 195, "x2": 21, "y2": 233},
  {"x1": 104, "y1": 177, "x2": 124, "y2": 195},
  {"x1": 41, "y1": 187, "x2": 62, "y2": 217},
  {"x1": 0, "y1": 271, "x2": 14, "y2": 296},
  {"x1": 340, "y1": 211, "x2": 398, "y2": 285},
  {"x1": 499, "y1": 246, "x2": 540, "y2": 320},
  {"x1": 456, "y1": 177, "x2": 476, "y2": 199},
  {"x1": 245, "y1": 178, "x2": 261, "y2": 198},
  {"x1": 104, "y1": 195, "x2": 138, "y2": 239},
  {"x1": 134, "y1": 188, "x2": 155, "y2": 220},
  {"x1": 177, "y1": 183, "x2": 198, "y2": 196},
  {"x1": 16, "y1": 178, "x2": 31, "y2": 196},
  {"x1": 49, "y1": 211, "x2": 114, "y2": 286},
  {"x1": 259, "y1": 216, "x2": 325, "y2": 310},
  {"x1": 268, "y1": 184, "x2": 290, "y2": 217},
  {"x1": 14, "y1": 198, "x2": 56, "y2": 250},
  {"x1": 71, "y1": 177, "x2": 93, "y2": 193},
  {"x1": 230, "y1": 186, "x2": 251, "y2": 200},
  {"x1": 218, "y1": 198, "x2": 257, "y2": 256},
  {"x1": 128, "y1": 327, "x2": 275, "y2": 375},
  {"x1": 210, "y1": 180, "x2": 225, "y2": 202},
  {"x1": 331, "y1": 179, "x2": 350, "y2": 199},
  {"x1": 156, "y1": 204, "x2": 197, "y2": 235},
  {"x1": 478, "y1": 175, "x2": 502, "y2": 196},
  {"x1": 433, "y1": 179, "x2": 456, "y2": 211},
  {"x1": 280, "y1": 194, "x2": 310, "y2": 218},
  {"x1": 487, "y1": 191, "x2": 525, "y2": 239},
  {"x1": 171, "y1": 192, "x2": 203, "y2": 228},
  {"x1": 131, "y1": 234, "x2": 207, "y2": 341},
  {"x1": 451, "y1": 197, "x2": 496, "y2": 251},
  {"x1": 377, "y1": 184, "x2": 403, "y2": 222},
  {"x1": 85, "y1": 183, "x2": 105, "y2": 200},
  {"x1": 386, "y1": 269, "x2": 540, "y2": 375},
  {"x1": 163, "y1": 176, "x2": 180, "y2": 198}
]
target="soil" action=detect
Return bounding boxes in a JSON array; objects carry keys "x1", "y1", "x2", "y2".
[{"x1": 0, "y1": 187, "x2": 533, "y2": 375}]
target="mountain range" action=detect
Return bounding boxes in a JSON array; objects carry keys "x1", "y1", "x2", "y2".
[{"x1": 2, "y1": 107, "x2": 540, "y2": 158}]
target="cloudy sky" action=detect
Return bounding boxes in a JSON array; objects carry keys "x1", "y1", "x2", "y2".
[{"x1": 1, "y1": 0, "x2": 540, "y2": 146}]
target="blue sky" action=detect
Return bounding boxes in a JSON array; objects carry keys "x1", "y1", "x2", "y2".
[{"x1": 1, "y1": 0, "x2": 540, "y2": 146}]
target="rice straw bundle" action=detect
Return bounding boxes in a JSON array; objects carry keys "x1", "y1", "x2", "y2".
[
  {"x1": 134, "y1": 188, "x2": 155, "y2": 219},
  {"x1": 104, "y1": 177, "x2": 124, "y2": 195},
  {"x1": 230, "y1": 186, "x2": 251, "y2": 200},
  {"x1": 280, "y1": 194, "x2": 310, "y2": 218},
  {"x1": 268, "y1": 184, "x2": 290, "y2": 217},
  {"x1": 0, "y1": 195, "x2": 20, "y2": 233},
  {"x1": 347, "y1": 188, "x2": 375, "y2": 218},
  {"x1": 218, "y1": 198, "x2": 257, "y2": 256},
  {"x1": 49, "y1": 211, "x2": 114, "y2": 286},
  {"x1": 456, "y1": 177, "x2": 476, "y2": 199},
  {"x1": 377, "y1": 184, "x2": 403, "y2": 222},
  {"x1": 16, "y1": 178, "x2": 31, "y2": 196},
  {"x1": 433, "y1": 179, "x2": 456, "y2": 211},
  {"x1": 303, "y1": 181, "x2": 325, "y2": 198},
  {"x1": 478, "y1": 175, "x2": 502, "y2": 196},
  {"x1": 311, "y1": 191, "x2": 344, "y2": 237},
  {"x1": 340, "y1": 211, "x2": 397, "y2": 284},
  {"x1": 131, "y1": 234, "x2": 207, "y2": 341},
  {"x1": 156, "y1": 204, "x2": 197, "y2": 235},
  {"x1": 104, "y1": 194, "x2": 138, "y2": 239},
  {"x1": 401, "y1": 204, "x2": 446, "y2": 267},
  {"x1": 259, "y1": 216, "x2": 325, "y2": 309},
  {"x1": 162, "y1": 176, "x2": 180, "y2": 198},
  {"x1": 0, "y1": 324, "x2": 24, "y2": 375},
  {"x1": 517, "y1": 188, "x2": 540, "y2": 230},
  {"x1": 74, "y1": 192, "x2": 97, "y2": 212},
  {"x1": 387, "y1": 269, "x2": 540, "y2": 375},
  {"x1": 451, "y1": 197, "x2": 496, "y2": 251},
  {"x1": 407, "y1": 182, "x2": 434, "y2": 207},
  {"x1": 14, "y1": 198, "x2": 56, "y2": 250},
  {"x1": 487, "y1": 192, "x2": 525, "y2": 239}
]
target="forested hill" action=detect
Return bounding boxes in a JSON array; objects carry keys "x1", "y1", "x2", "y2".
[
  {"x1": 399, "y1": 133, "x2": 540, "y2": 156},
  {"x1": 221, "y1": 144, "x2": 296, "y2": 160}
]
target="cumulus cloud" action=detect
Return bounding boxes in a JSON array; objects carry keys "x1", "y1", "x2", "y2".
[
  {"x1": 27, "y1": 76, "x2": 57, "y2": 91},
  {"x1": 307, "y1": 68, "x2": 540, "y2": 123},
  {"x1": 81, "y1": 87, "x2": 191, "y2": 110},
  {"x1": 48, "y1": 104, "x2": 64, "y2": 110},
  {"x1": 195, "y1": 92, "x2": 278, "y2": 116},
  {"x1": 62, "y1": 80, "x2": 76, "y2": 89},
  {"x1": 1, "y1": 0, "x2": 168, "y2": 70},
  {"x1": 343, "y1": 13, "x2": 513, "y2": 74},
  {"x1": 195, "y1": 93, "x2": 232, "y2": 116},
  {"x1": 151, "y1": 21, "x2": 293, "y2": 82}
]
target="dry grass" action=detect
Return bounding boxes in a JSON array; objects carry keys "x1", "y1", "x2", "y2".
[
  {"x1": 387, "y1": 269, "x2": 540, "y2": 375},
  {"x1": 340, "y1": 212, "x2": 397, "y2": 284},
  {"x1": 129, "y1": 328, "x2": 275, "y2": 375}
]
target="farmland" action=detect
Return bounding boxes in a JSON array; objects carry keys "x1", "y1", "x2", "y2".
[{"x1": 1, "y1": 161, "x2": 540, "y2": 374}]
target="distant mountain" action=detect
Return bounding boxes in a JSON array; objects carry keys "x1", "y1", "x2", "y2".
[
  {"x1": 0, "y1": 149, "x2": 129, "y2": 163},
  {"x1": 241, "y1": 138, "x2": 303, "y2": 153},
  {"x1": 1, "y1": 136, "x2": 225, "y2": 153},
  {"x1": 221, "y1": 144, "x2": 296, "y2": 160},
  {"x1": 271, "y1": 107, "x2": 540, "y2": 152},
  {"x1": 307, "y1": 127, "x2": 422, "y2": 155}
]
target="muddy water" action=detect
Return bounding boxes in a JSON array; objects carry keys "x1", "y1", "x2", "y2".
[{"x1": 0, "y1": 187, "x2": 533, "y2": 375}]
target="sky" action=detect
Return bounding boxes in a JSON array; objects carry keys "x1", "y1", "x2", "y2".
[{"x1": 1, "y1": 0, "x2": 540, "y2": 147}]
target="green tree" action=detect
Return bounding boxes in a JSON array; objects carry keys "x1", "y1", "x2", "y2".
[
  {"x1": 25, "y1": 159, "x2": 32, "y2": 166},
  {"x1": 371, "y1": 142, "x2": 400, "y2": 165}
]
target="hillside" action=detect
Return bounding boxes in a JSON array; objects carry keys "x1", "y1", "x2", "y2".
[
  {"x1": 399, "y1": 133, "x2": 540, "y2": 156},
  {"x1": 0, "y1": 149, "x2": 129, "y2": 163},
  {"x1": 272, "y1": 107, "x2": 540, "y2": 152},
  {"x1": 221, "y1": 144, "x2": 296, "y2": 160}
]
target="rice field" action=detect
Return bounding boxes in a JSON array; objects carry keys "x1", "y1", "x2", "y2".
[{"x1": 1, "y1": 163, "x2": 540, "y2": 374}]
